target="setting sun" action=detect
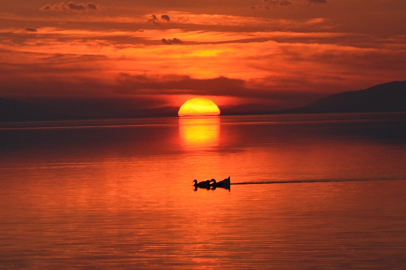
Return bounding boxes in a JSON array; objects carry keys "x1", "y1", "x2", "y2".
[{"x1": 178, "y1": 98, "x2": 221, "y2": 117}]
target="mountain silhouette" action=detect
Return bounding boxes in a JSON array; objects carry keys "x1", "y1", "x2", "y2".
[{"x1": 283, "y1": 81, "x2": 406, "y2": 114}]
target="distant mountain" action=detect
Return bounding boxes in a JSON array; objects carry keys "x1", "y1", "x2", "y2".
[
  {"x1": 284, "y1": 81, "x2": 406, "y2": 114},
  {"x1": 0, "y1": 98, "x2": 64, "y2": 122}
]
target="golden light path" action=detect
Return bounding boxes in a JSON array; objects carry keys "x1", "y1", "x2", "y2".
[
  {"x1": 178, "y1": 98, "x2": 221, "y2": 117},
  {"x1": 178, "y1": 98, "x2": 220, "y2": 150},
  {"x1": 178, "y1": 117, "x2": 220, "y2": 150}
]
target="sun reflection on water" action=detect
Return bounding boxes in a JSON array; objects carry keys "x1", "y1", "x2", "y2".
[{"x1": 178, "y1": 117, "x2": 220, "y2": 150}]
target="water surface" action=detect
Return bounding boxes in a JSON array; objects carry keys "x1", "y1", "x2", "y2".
[{"x1": 1, "y1": 113, "x2": 405, "y2": 269}]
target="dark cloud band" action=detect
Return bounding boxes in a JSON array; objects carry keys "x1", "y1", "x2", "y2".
[
  {"x1": 162, "y1": 38, "x2": 183, "y2": 45},
  {"x1": 40, "y1": 2, "x2": 100, "y2": 12}
]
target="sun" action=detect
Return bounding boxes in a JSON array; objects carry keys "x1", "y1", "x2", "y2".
[{"x1": 178, "y1": 98, "x2": 221, "y2": 117}]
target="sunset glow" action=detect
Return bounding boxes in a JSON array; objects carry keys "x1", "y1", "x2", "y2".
[
  {"x1": 0, "y1": 1, "x2": 405, "y2": 117},
  {"x1": 178, "y1": 117, "x2": 220, "y2": 150},
  {"x1": 1, "y1": 0, "x2": 406, "y2": 267},
  {"x1": 178, "y1": 98, "x2": 221, "y2": 117}
]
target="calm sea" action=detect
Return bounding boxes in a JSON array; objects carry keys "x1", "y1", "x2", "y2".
[{"x1": 0, "y1": 113, "x2": 405, "y2": 269}]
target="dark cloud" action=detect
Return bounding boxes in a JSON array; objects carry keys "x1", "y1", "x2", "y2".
[
  {"x1": 115, "y1": 74, "x2": 247, "y2": 97},
  {"x1": 308, "y1": 0, "x2": 327, "y2": 3},
  {"x1": 114, "y1": 74, "x2": 316, "y2": 103},
  {"x1": 161, "y1": 15, "x2": 170, "y2": 22},
  {"x1": 87, "y1": 3, "x2": 97, "y2": 10},
  {"x1": 148, "y1": 14, "x2": 159, "y2": 24},
  {"x1": 41, "y1": 4, "x2": 51, "y2": 11},
  {"x1": 148, "y1": 14, "x2": 171, "y2": 24},
  {"x1": 161, "y1": 38, "x2": 183, "y2": 45},
  {"x1": 0, "y1": 64, "x2": 379, "y2": 116},
  {"x1": 280, "y1": 0, "x2": 292, "y2": 6},
  {"x1": 253, "y1": 0, "x2": 327, "y2": 8},
  {"x1": 67, "y1": 2, "x2": 85, "y2": 11},
  {"x1": 253, "y1": 0, "x2": 293, "y2": 9},
  {"x1": 25, "y1": 28, "x2": 37, "y2": 32},
  {"x1": 40, "y1": 2, "x2": 100, "y2": 12}
]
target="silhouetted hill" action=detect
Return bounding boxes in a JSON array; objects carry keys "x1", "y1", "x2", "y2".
[
  {"x1": 283, "y1": 81, "x2": 406, "y2": 114},
  {"x1": 0, "y1": 98, "x2": 63, "y2": 122}
]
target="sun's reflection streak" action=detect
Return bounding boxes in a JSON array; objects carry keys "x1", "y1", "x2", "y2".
[{"x1": 178, "y1": 116, "x2": 220, "y2": 150}]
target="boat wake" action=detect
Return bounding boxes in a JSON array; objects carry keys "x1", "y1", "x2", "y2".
[{"x1": 231, "y1": 177, "x2": 405, "y2": 185}]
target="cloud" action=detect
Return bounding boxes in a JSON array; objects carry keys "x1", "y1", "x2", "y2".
[
  {"x1": 67, "y1": 2, "x2": 85, "y2": 11},
  {"x1": 25, "y1": 28, "x2": 37, "y2": 32},
  {"x1": 40, "y1": 2, "x2": 100, "y2": 12},
  {"x1": 148, "y1": 14, "x2": 171, "y2": 24},
  {"x1": 307, "y1": 0, "x2": 327, "y2": 3},
  {"x1": 148, "y1": 14, "x2": 159, "y2": 24},
  {"x1": 87, "y1": 3, "x2": 97, "y2": 10},
  {"x1": 280, "y1": 0, "x2": 293, "y2": 5},
  {"x1": 112, "y1": 74, "x2": 324, "y2": 113},
  {"x1": 161, "y1": 15, "x2": 170, "y2": 22},
  {"x1": 253, "y1": 0, "x2": 326, "y2": 8},
  {"x1": 161, "y1": 38, "x2": 183, "y2": 45},
  {"x1": 252, "y1": 0, "x2": 293, "y2": 9}
]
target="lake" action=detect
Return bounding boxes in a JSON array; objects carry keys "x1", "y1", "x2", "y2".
[{"x1": 0, "y1": 113, "x2": 406, "y2": 269}]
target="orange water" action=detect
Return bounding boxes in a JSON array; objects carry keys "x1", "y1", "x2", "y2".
[{"x1": 1, "y1": 113, "x2": 405, "y2": 269}]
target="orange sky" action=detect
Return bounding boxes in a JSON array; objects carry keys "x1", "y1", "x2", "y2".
[{"x1": 0, "y1": 0, "x2": 405, "y2": 117}]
